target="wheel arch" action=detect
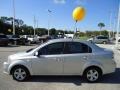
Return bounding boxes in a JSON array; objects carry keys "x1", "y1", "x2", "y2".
[
  {"x1": 10, "y1": 64, "x2": 30, "y2": 75},
  {"x1": 82, "y1": 65, "x2": 103, "y2": 76},
  {"x1": 81, "y1": 60, "x2": 104, "y2": 75},
  {"x1": 8, "y1": 60, "x2": 32, "y2": 75}
]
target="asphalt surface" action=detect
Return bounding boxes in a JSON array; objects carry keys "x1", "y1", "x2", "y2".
[{"x1": 0, "y1": 44, "x2": 120, "y2": 90}]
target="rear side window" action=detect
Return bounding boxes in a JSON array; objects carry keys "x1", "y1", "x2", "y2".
[
  {"x1": 64, "y1": 42, "x2": 92, "y2": 54},
  {"x1": 97, "y1": 36, "x2": 108, "y2": 39}
]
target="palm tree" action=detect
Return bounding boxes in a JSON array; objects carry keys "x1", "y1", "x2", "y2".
[{"x1": 98, "y1": 23, "x2": 105, "y2": 35}]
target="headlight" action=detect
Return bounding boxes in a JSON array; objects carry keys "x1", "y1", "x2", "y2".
[{"x1": 8, "y1": 56, "x2": 11, "y2": 64}]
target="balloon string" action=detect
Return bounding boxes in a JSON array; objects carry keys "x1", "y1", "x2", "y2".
[{"x1": 75, "y1": 21, "x2": 77, "y2": 32}]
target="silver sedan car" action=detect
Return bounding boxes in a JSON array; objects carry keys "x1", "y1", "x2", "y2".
[{"x1": 3, "y1": 39, "x2": 116, "y2": 82}]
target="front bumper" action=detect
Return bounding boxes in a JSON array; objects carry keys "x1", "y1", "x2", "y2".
[{"x1": 3, "y1": 62, "x2": 9, "y2": 74}]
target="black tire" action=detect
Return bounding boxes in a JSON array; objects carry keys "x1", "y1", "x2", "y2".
[
  {"x1": 11, "y1": 66, "x2": 30, "y2": 81},
  {"x1": 84, "y1": 67, "x2": 102, "y2": 83}
]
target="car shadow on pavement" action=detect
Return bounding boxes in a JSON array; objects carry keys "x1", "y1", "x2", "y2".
[
  {"x1": 28, "y1": 76, "x2": 83, "y2": 86},
  {"x1": 98, "y1": 68, "x2": 120, "y2": 84},
  {"x1": 26, "y1": 68, "x2": 120, "y2": 86},
  {"x1": 0, "y1": 45, "x2": 20, "y2": 48}
]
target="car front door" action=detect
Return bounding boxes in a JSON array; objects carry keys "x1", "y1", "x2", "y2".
[
  {"x1": 32, "y1": 42, "x2": 64, "y2": 75},
  {"x1": 63, "y1": 42, "x2": 92, "y2": 75}
]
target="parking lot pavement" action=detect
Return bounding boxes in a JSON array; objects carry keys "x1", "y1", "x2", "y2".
[{"x1": 0, "y1": 44, "x2": 120, "y2": 90}]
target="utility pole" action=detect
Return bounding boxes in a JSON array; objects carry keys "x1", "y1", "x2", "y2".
[
  {"x1": 113, "y1": 16, "x2": 117, "y2": 38},
  {"x1": 12, "y1": 0, "x2": 15, "y2": 35},
  {"x1": 37, "y1": 20, "x2": 38, "y2": 28},
  {"x1": 109, "y1": 11, "x2": 112, "y2": 39},
  {"x1": 36, "y1": 19, "x2": 39, "y2": 35},
  {"x1": 116, "y1": 1, "x2": 120, "y2": 47},
  {"x1": 48, "y1": 9, "x2": 52, "y2": 36}
]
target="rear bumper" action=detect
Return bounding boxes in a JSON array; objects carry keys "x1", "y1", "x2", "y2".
[
  {"x1": 103, "y1": 60, "x2": 116, "y2": 75},
  {"x1": 3, "y1": 62, "x2": 9, "y2": 74}
]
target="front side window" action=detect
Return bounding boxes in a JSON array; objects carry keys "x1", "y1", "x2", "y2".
[{"x1": 38, "y1": 42, "x2": 64, "y2": 55}]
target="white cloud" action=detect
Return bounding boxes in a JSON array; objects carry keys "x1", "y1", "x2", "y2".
[
  {"x1": 75, "y1": 0, "x2": 87, "y2": 5},
  {"x1": 53, "y1": 0, "x2": 66, "y2": 4}
]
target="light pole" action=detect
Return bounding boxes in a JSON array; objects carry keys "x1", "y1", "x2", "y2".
[
  {"x1": 12, "y1": 0, "x2": 15, "y2": 35},
  {"x1": 36, "y1": 19, "x2": 39, "y2": 35},
  {"x1": 116, "y1": 1, "x2": 120, "y2": 47},
  {"x1": 109, "y1": 11, "x2": 112, "y2": 39},
  {"x1": 113, "y1": 16, "x2": 117, "y2": 38},
  {"x1": 48, "y1": 9, "x2": 52, "y2": 36},
  {"x1": 33, "y1": 16, "x2": 36, "y2": 36},
  {"x1": 74, "y1": 21, "x2": 77, "y2": 38}
]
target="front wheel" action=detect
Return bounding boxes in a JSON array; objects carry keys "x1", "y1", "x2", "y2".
[
  {"x1": 84, "y1": 67, "x2": 102, "y2": 82},
  {"x1": 12, "y1": 66, "x2": 30, "y2": 81}
]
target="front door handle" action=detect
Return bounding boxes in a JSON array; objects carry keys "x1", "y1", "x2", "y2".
[{"x1": 83, "y1": 56, "x2": 87, "y2": 60}]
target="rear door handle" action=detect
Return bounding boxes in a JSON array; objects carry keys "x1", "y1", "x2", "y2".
[{"x1": 54, "y1": 58, "x2": 62, "y2": 62}]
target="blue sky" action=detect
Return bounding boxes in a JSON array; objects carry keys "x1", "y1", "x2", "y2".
[{"x1": 0, "y1": 0, "x2": 119, "y2": 31}]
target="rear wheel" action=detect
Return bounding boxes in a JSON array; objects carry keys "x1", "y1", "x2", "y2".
[
  {"x1": 84, "y1": 67, "x2": 102, "y2": 82},
  {"x1": 12, "y1": 66, "x2": 30, "y2": 81}
]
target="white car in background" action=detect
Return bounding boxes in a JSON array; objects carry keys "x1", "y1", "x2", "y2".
[
  {"x1": 3, "y1": 39, "x2": 116, "y2": 82},
  {"x1": 87, "y1": 35, "x2": 110, "y2": 44},
  {"x1": 27, "y1": 35, "x2": 40, "y2": 44},
  {"x1": 118, "y1": 37, "x2": 120, "y2": 42},
  {"x1": 65, "y1": 34, "x2": 74, "y2": 38}
]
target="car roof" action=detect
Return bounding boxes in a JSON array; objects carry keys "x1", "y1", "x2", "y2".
[
  {"x1": 48, "y1": 38, "x2": 90, "y2": 44},
  {"x1": 31, "y1": 38, "x2": 102, "y2": 54}
]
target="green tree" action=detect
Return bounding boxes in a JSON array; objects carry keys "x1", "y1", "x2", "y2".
[
  {"x1": 49, "y1": 28, "x2": 56, "y2": 35},
  {"x1": 101, "y1": 30, "x2": 108, "y2": 36},
  {"x1": 15, "y1": 19, "x2": 24, "y2": 27},
  {"x1": 98, "y1": 22, "x2": 105, "y2": 35},
  {"x1": 0, "y1": 16, "x2": 8, "y2": 23}
]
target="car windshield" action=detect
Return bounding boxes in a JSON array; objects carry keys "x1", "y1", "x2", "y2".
[
  {"x1": 97, "y1": 36, "x2": 108, "y2": 39},
  {"x1": 12, "y1": 35, "x2": 20, "y2": 38},
  {"x1": 0, "y1": 35, "x2": 7, "y2": 38}
]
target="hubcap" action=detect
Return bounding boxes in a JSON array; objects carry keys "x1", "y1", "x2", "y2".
[
  {"x1": 14, "y1": 68, "x2": 26, "y2": 80},
  {"x1": 87, "y1": 69, "x2": 99, "y2": 81}
]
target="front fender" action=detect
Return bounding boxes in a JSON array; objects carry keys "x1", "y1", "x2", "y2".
[{"x1": 8, "y1": 60, "x2": 32, "y2": 75}]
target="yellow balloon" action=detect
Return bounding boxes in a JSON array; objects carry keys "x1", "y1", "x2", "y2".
[{"x1": 72, "y1": 7, "x2": 85, "y2": 22}]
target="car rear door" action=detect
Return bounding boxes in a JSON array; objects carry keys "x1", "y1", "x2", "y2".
[{"x1": 63, "y1": 42, "x2": 92, "y2": 75}]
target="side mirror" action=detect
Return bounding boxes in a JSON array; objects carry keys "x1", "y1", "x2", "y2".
[{"x1": 34, "y1": 52, "x2": 39, "y2": 56}]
